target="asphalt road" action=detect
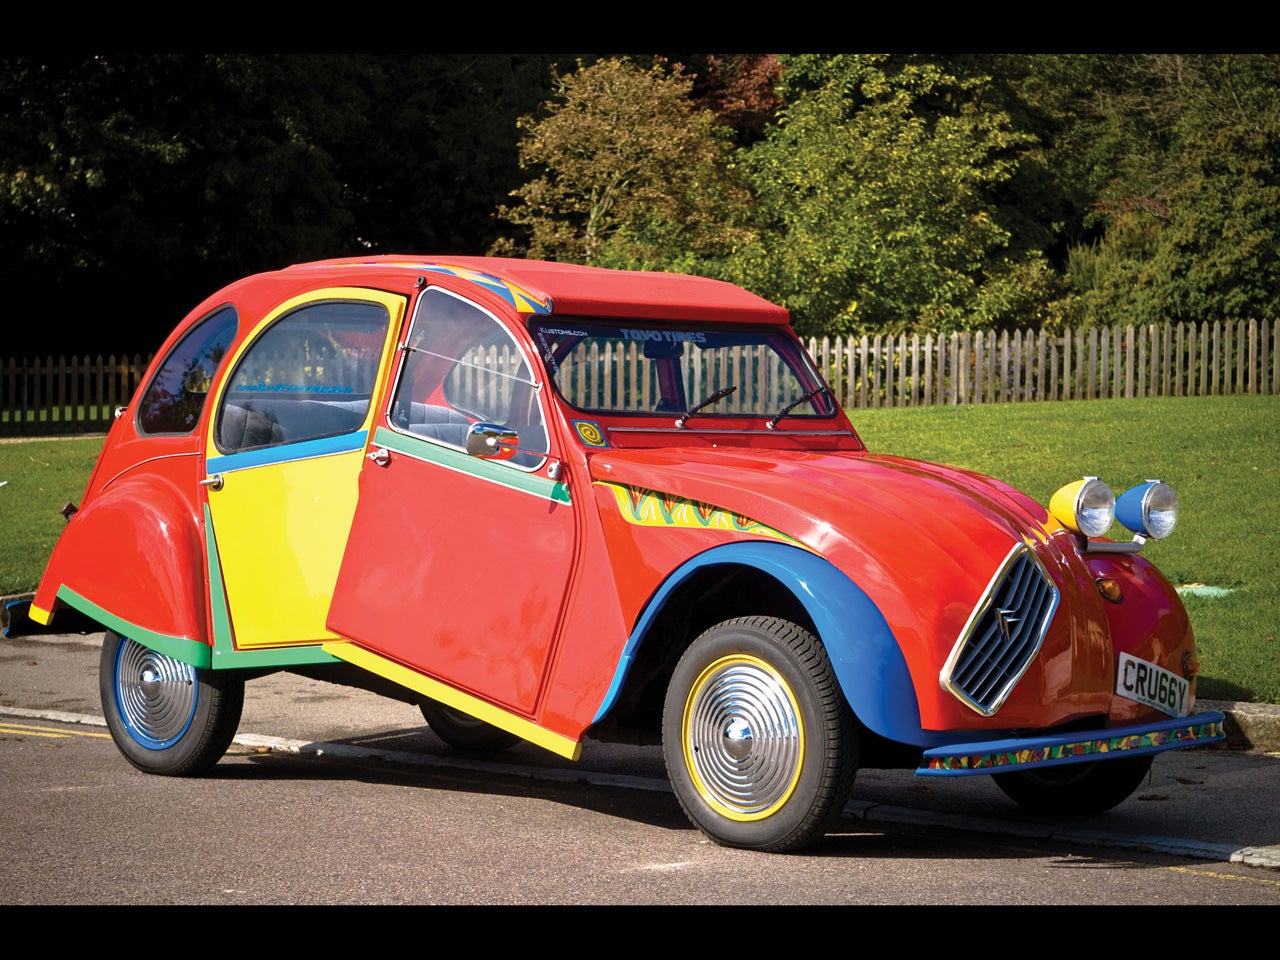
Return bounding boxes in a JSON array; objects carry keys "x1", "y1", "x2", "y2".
[{"x1": 3, "y1": 627, "x2": 1280, "y2": 875}]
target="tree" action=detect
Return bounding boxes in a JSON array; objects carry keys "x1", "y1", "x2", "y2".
[
  {"x1": 0, "y1": 54, "x2": 364, "y2": 355},
  {"x1": 731, "y1": 55, "x2": 1054, "y2": 338},
  {"x1": 1055, "y1": 55, "x2": 1280, "y2": 326},
  {"x1": 492, "y1": 57, "x2": 755, "y2": 275},
  {"x1": 336, "y1": 54, "x2": 563, "y2": 256},
  {"x1": 0, "y1": 54, "x2": 565, "y2": 357},
  {"x1": 652, "y1": 54, "x2": 784, "y2": 146}
]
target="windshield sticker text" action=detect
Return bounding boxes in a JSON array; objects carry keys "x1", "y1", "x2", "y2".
[{"x1": 620, "y1": 329, "x2": 708, "y2": 344}]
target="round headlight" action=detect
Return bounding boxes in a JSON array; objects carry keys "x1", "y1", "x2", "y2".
[
  {"x1": 1116, "y1": 480, "x2": 1178, "y2": 539},
  {"x1": 1049, "y1": 477, "x2": 1115, "y2": 538}
]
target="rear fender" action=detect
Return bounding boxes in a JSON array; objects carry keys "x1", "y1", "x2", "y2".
[{"x1": 32, "y1": 474, "x2": 208, "y2": 655}]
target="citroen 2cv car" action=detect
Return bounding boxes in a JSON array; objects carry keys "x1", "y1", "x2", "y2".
[{"x1": 31, "y1": 255, "x2": 1225, "y2": 852}]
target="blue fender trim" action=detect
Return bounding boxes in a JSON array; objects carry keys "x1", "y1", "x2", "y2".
[
  {"x1": 918, "y1": 711, "x2": 1227, "y2": 776},
  {"x1": 593, "y1": 541, "x2": 932, "y2": 745}
]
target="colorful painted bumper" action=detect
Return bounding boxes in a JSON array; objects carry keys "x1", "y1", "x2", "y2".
[{"x1": 917, "y1": 711, "x2": 1226, "y2": 776}]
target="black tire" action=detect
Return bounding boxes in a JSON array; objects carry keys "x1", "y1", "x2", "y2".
[
  {"x1": 419, "y1": 700, "x2": 521, "y2": 753},
  {"x1": 993, "y1": 755, "x2": 1153, "y2": 816},
  {"x1": 662, "y1": 616, "x2": 859, "y2": 853},
  {"x1": 99, "y1": 630, "x2": 244, "y2": 776}
]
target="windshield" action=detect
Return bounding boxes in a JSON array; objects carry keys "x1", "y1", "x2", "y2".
[{"x1": 529, "y1": 319, "x2": 837, "y2": 420}]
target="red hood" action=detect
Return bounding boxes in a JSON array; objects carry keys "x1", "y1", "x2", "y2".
[
  {"x1": 586, "y1": 444, "x2": 1106, "y2": 731},
  {"x1": 586, "y1": 442, "x2": 1064, "y2": 660},
  {"x1": 588, "y1": 445, "x2": 1054, "y2": 607}
]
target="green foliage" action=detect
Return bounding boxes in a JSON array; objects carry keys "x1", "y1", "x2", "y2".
[
  {"x1": 342, "y1": 55, "x2": 564, "y2": 255},
  {"x1": 731, "y1": 55, "x2": 1050, "y2": 337},
  {"x1": 1056, "y1": 55, "x2": 1280, "y2": 326},
  {"x1": 0, "y1": 54, "x2": 564, "y2": 358},
  {"x1": 5, "y1": 53, "x2": 1280, "y2": 352},
  {"x1": 493, "y1": 57, "x2": 756, "y2": 274}
]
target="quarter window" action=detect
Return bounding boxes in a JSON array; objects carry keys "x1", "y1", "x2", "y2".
[{"x1": 137, "y1": 307, "x2": 238, "y2": 435}]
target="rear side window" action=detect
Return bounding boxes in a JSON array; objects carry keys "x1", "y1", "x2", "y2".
[
  {"x1": 137, "y1": 307, "x2": 239, "y2": 435},
  {"x1": 215, "y1": 300, "x2": 390, "y2": 454}
]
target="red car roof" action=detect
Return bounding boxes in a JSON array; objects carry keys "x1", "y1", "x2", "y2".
[{"x1": 288, "y1": 255, "x2": 792, "y2": 325}]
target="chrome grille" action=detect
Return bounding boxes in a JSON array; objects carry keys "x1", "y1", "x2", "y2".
[{"x1": 941, "y1": 544, "x2": 1060, "y2": 716}]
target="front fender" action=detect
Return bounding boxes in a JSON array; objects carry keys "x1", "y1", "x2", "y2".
[
  {"x1": 32, "y1": 474, "x2": 208, "y2": 653},
  {"x1": 596, "y1": 541, "x2": 938, "y2": 746},
  {"x1": 1086, "y1": 551, "x2": 1199, "y2": 723}
]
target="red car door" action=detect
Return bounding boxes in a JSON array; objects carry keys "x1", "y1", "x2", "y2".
[{"x1": 327, "y1": 285, "x2": 577, "y2": 715}]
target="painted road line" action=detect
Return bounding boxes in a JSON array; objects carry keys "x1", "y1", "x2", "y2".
[{"x1": 0, "y1": 721, "x2": 112, "y2": 739}]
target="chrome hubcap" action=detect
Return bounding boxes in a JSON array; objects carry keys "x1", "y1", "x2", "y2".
[
  {"x1": 115, "y1": 639, "x2": 198, "y2": 748},
  {"x1": 722, "y1": 716, "x2": 754, "y2": 760},
  {"x1": 684, "y1": 656, "x2": 803, "y2": 817}
]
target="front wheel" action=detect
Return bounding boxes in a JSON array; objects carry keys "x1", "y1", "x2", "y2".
[
  {"x1": 662, "y1": 616, "x2": 859, "y2": 853},
  {"x1": 100, "y1": 630, "x2": 244, "y2": 776},
  {"x1": 419, "y1": 700, "x2": 520, "y2": 753},
  {"x1": 993, "y1": 755, "x2": 1153, "y2": 816}
]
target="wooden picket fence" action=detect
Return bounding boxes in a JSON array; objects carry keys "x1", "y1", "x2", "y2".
[
  {"x1": 2, "y1": 319, "x2": 1276, "y2": 436},
  {"x1": 1, "y1": 354, "x2": 152, "y2": 436},
  {"x1": 806, "y1": 319, "x2": 1278, "y2": 409}
]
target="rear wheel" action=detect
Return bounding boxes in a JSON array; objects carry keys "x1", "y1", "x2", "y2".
[
  {"x1": 100, "y1": 630, "x2": 243, "y2": 776},
  {"x1": 662, "y1": 616, "x2": 858, "y2": 853},
  {"x1": 993, "y1": 755, "x2": 1153, "y2": 816},
  {"x1": 419, "y1": 700, "x2": 520, "y2": 753}
]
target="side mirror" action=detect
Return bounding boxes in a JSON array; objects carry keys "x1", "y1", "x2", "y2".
[{"x1": 465, "y1": 422, "x2": 519, "y2": 460}]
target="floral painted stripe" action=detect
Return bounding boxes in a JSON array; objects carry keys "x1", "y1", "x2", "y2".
[
  {"x1": 920, "y1": 717, "x2": 1226, "y2": 775},
  {"x1": 599, "y1": 481, "x2": 802, "y2": 546}
]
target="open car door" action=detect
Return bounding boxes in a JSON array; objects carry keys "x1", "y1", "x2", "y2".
[{"x1": 327, "y1": 286, "x2": 577, "y2": 715}]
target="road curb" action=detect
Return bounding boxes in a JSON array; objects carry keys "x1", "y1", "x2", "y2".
[{"x1": 1199, "y1": 699, "x2": 1280, "y2": 755}]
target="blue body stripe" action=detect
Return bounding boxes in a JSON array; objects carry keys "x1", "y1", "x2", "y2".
[{"x1": 207, "y1": 430, "x2": 368, "y2": 474}]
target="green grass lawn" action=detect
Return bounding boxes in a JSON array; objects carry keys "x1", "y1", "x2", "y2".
[
  {"x1": 0, "y1": 435, "x2": 105, "y2": 598},
  {"x1": 2, "y1": 392, "x2": 1276, "y2": 703},
  {"x1": 850, "y1": 394, "x2": 1279, "y2": 704}
]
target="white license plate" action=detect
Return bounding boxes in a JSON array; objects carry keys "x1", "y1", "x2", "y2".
[{"x1": 1116, "y1": 652, "x2": 1192, "y2": 718}]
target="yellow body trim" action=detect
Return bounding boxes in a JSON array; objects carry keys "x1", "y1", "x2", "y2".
[
  {"x1": 29, "y1": 604, "x2": 52, "y2": 626},
  {"x1": 212, "y1": 450, "x2": 363, "y2": 648},
  {"x1": 322, "y1": 641, "x2": 583, "y2": 761}
]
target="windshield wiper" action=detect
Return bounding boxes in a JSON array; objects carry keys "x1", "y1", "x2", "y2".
[
  {"x1": 675, "y1": 385, "x2": 737, "y2": 428},
  {"x1": 767, "y1": 386, "x2": 828, "y2": 430}
]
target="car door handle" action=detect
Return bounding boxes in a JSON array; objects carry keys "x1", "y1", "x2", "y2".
[
  {"x1": 366, "y1": 447, "x2": 390, "y2": 467},
  {"x1": 199, "y1": 474, "x2": 224, "y2": 491}
]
